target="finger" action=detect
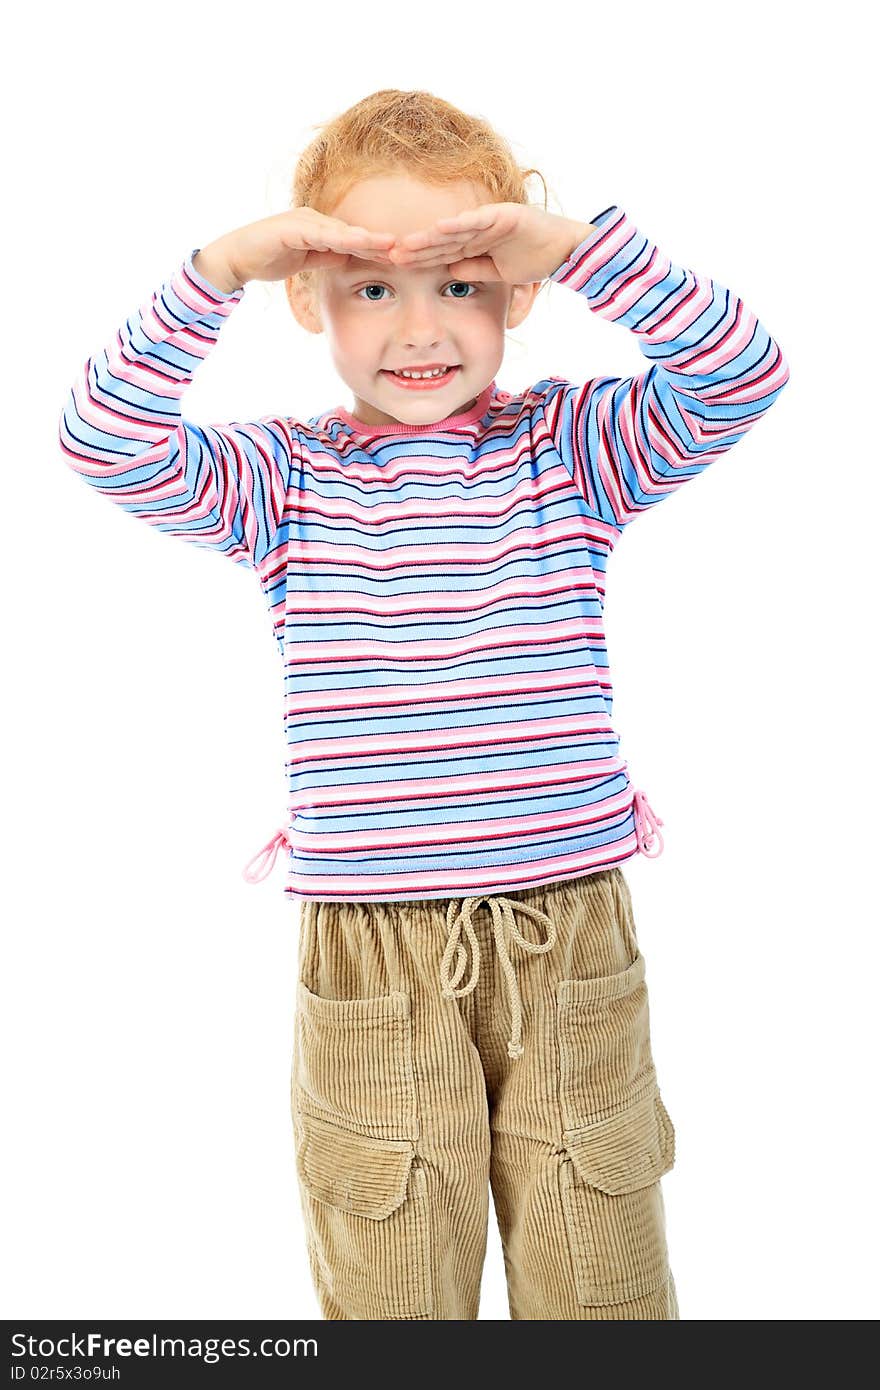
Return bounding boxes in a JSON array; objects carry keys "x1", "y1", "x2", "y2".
[
  {"x1": 302, "y1": 250, "x2": 350, "y2": 269},
  {"x1": 446, "y1": 255, "x2": 503, "y2": 281},
  {"x1": 354, "y1": 228, "x2": 398, "y2": 246},
  {"x1": 305, "y1": 249, "x2": 391, "y2": 271},
  {"x1": 390, "y1": 244, "x2": 474, "y2": 265},
  {"x1": 434, "y1": 207, "x2": 500, "y2": 233},
  {"x1": 390, "y1": 235, "x2": 485, "y2": 263},
  {"x1": 329, "y1": 219, "x2": 397, "y2": 243},
  {"x1": 301, "y1": 230, "x2": 396, "y2": 262},
  {"x1": 330, "y1": 224, "x2": 397, "y2": 254},
  {"x1": 386, "y1": 251, "x2": 499, "y2": 279},
  {"x1": 301, "y1": 226, "x2": 393, "y2": 250},
  {"x1": 395, "y1": 226, "x2": 482, "y2": 252}
]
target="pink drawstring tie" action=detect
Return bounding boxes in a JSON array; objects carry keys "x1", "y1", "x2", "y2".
[
  {"x1": 241, "y1": 775, "x2": 665, "y2": 883},
  {"x1": 241, "y1": 827, "x2": 291, "y2": 884},
  {"x1": 632, "y1": 787, "x2": 665, "y2": 857}
]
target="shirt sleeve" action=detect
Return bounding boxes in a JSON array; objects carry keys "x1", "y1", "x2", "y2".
[
  {"x1": 542, "y1": 206, "x2": 791, "y2": 531},
  {"x1": 58, "y1": 250, "x2": 293, "y2": 572}
]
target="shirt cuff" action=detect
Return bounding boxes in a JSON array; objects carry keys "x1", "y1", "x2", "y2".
[
  {"x1": 184, "y1": 247, "x2": 246, "y2": 302},
  {"x1": 547, "y1": 205, "x2": 629, "y2": 286}
]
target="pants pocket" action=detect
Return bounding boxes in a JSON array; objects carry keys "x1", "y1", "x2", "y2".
[
  {"x1": 556, "y1": 950, "x2": 656, "y2": 1127},
  {"x1": 558, "y1": 1086, "x2": 676, "y2": 1306},
  {"x1": 293, "y1": 978, "x2": 419, "y2": 1141},
  {"x1": 294, "y1": 1109, "x2": 433, "y2": 1319}
]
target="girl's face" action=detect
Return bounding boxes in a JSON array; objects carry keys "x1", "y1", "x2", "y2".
[{"x1": 297, "y1": 173, "x2": 540, "y2": 429}]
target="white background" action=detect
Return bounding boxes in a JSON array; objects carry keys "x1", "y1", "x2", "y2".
[{"x1": 3, "y1": 0, "x2": 877, "y2": 1322}]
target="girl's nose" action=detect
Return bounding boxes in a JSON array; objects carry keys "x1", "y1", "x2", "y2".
[{"x1": 401, "y1": 311, "x2": 444, "y2": 339}]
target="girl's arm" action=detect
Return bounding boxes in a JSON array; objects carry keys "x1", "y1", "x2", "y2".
[
  {"x1": 58, "y1": 251, "x2": 293, "y2": 572},
  {"x1": 542, "y1": 206, "x2": 790, "y2": 531}
]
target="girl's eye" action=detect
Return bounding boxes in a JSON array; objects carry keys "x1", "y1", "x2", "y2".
[{"x1": 356, "y1": 282, "x2": 478, "y2": 301}]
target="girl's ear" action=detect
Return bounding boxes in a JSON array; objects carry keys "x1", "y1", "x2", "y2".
[
  {"x1": 506, "y1": 280, "x2": 543, "y2": 331},
  {"x1": 286, "y1": 278, "x2": 324, "y2": 334}
]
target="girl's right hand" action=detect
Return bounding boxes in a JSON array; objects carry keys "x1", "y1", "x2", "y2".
[{"x1": 193, "y1": 207, "x2": 398, "y2": 293}]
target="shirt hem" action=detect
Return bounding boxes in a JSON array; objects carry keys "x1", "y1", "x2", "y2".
[{"x1": 281, "y1": 839, "x2": 644, "y2": 903}]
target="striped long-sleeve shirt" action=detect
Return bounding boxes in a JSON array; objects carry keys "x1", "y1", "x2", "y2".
[{"x1": 59, "y1": 205, "x2": 790, "y2": 902}]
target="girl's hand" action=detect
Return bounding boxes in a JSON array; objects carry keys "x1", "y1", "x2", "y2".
[
  {"x1": 195, "y1": 207, "x2": 399, "y2": 292},
  {"x1": 388, "y1": 203, "x2": 596, "y2": 285}
]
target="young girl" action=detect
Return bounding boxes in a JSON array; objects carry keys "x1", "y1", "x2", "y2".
[{"x1": 59, "y1": 88, "x2": 789, "y2": 1320}]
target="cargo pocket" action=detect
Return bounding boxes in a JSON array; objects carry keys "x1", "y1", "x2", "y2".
[
  {"x1": 293, "y1": 1109, "x2": 433, "y2": 1319},
  {"x1": 558, "y1": 1086, "x2": 675, "y2": 1306},
  {"x1": 293, "y1": 979, "x2": 419, "y2": 1141},
  {"x1": 556, "y1": 950, "x2": 656, "y2": 1129},
  {"x1": 555, "y1": 948, "x2": 675, "y2": 1306}
]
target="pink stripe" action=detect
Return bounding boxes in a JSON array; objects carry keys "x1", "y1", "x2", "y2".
[
  {"x1": 672, "y1": 298, "x2": 753, "y2": 371},
  {"x1": 603, "y1": 248, "x2": 673, "y2": 320},
  {"x1": 308, "y1": 437, "x2": 558, "y2": 489},
  {"x1": 288, "y1": 756, "x2": 627, "y2": 811},
  {"x1": 281, "y1": 619, "x2": 601, "y2": 666},
  {"x1": 283, "y1": 667, "x2": 606, "y2": 717},
  {"x1": 557, "y1": 214, "x2": 636, "y2": 292},
  {"x1": 289, "y1": 757, "x2": 626, "y2": 810},
  {"x1": 286, "y1": 785, "x2": 635, "y2": 853},
  {"x1": 283, "y1": 838, "x2": 641, "y2": 898},
  {"x1": 286, "y1": 502, "x2": 602, "y2": 547},
  {"x1": 76, "y1": 376, "x2": 176, "y2": 448},
  {"x1": 289, "y1": 713, "x2": 614, "y2": 762},
  {"x1": 641, "y1": 275, "x2": 712, "y2": 343},
  {"x1": 281, "y1": 572, "x2": 606, "y2": 623},
  {"x1": 290, "y1": 473, "x2": 576, "y2": 526},
  {"x1": 170, "y1": 265, "x2": 236, "y2": 317}
]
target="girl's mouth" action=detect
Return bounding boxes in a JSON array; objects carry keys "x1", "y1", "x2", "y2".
[{"x1": 381, "y1": 366, "x2": 460, "y2": 390}]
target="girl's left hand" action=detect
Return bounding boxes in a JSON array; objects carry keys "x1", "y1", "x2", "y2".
[{"x1": 388, "y1": 203, "x2": 594, "y2": 285}]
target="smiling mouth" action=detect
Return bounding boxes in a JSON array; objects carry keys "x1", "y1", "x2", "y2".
[{"x1": 381, "y1": 366, "x2": 461, "y2": 386}]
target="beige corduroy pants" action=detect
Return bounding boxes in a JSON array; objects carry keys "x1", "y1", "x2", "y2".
[{"x1": 290, "y1": 866, "x2": 678, "y2": 1320}]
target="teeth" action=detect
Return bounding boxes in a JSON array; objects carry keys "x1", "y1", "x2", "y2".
[{"x1": 394, "y1": 367, "x2": 451, "y2": 379}]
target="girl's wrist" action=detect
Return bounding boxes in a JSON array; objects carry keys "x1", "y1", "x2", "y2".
[{"x1": 192, "y1": 242, "x2": 246, "y2": 295}]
